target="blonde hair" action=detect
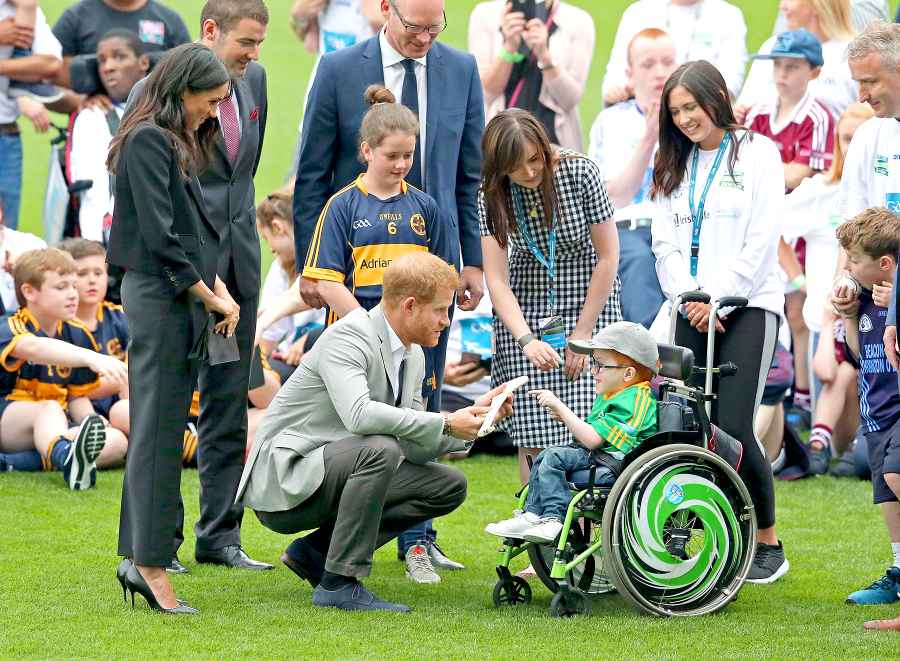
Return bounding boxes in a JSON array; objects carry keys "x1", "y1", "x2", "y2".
[
  {"x1": 358, "y1": 85, "x2": 419, "y2": 159},
  {"x1": 836, "y1": 207, "x2": 900, "y2": 258},
  {"x1": 14, "y1": 248, "x2": 77, "y2": 308},
  {"x1": 809, "y1": 0, "x2": 855, "y2": 42},
  {"x1": 825, "y1": 103, "x2": 874, "y2": 183},
  {"x1": 382, "y1": 252, "x2": 459, "y2": 306}
]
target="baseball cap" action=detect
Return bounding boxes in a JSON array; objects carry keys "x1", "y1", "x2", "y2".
[
  {"x1": 752, "y1": 29, "x2": 823, "y2": 68},
  {"x1": 568, "y1": 321, "x2": 660, "y2": 374}
]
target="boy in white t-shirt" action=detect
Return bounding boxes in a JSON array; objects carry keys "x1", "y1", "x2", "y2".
[{"x1": 588, "y1": 27, "x2": 677, "y2": 328}]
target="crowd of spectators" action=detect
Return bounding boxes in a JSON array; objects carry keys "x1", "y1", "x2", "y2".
[{"x1": 1, "y1": 0, "x2": 900, "y2": 626}]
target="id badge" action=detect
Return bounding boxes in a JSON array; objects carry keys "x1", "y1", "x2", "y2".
[{"x1": 538, "y1": 314, "x2": 566, "y2": 351}]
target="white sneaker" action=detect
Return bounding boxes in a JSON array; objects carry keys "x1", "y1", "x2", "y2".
[
  {"x1": 428, "y1": 543, "x2": 464, "y2": 570},
  {"x1": 485, "y1": 510, "x2": 541, "y2": 539},
  {"x1": 405, "y1": 544, "x2": 441, "y2": 584},
  {"x1": 523, "y1": 517, "x2": 564, "y2": 544}
]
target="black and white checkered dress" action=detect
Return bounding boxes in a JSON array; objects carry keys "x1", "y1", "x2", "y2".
[{"x1": 479, "y1": 150, "x2": 622, "y2": 449}]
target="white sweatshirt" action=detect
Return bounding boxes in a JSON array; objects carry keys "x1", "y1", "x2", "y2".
[{"x1": 651, "y1": 130, "x2": 785, "y2": 317}]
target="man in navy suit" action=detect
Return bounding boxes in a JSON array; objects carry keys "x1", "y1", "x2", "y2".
[{"x1": 292, "y1": 0, "x2": 484, "y2": 583}]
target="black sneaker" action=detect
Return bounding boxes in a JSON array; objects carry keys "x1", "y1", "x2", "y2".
[
  {"x1": 830, "y1": 449, "x2": 860, "y2": 478},
  {"x1": 807, "y1": 441, "x2": 831, "y2": 476},
  {"x1": 746, "y1": 541, "x2": 789, "y2": 584},
  {"x1": 62, "y1": 415, "x2": 107, "y2": 491}
]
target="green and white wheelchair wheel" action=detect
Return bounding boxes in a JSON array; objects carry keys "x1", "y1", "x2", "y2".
[{"x1": 601, "y1": 444, "x2": 756, "y2": 617}]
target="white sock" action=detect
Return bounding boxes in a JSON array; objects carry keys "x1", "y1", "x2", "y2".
[{"x1": 892, "y1": 542, "x2": 900, "y2": 568}]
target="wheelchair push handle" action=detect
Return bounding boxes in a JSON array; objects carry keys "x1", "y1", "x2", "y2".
[
  {"x1": 669, "y1": 291, "x2": 711, "y2": 344},
  {"x1": 703, "y1": 296, "x2": 748, "y2": 414}
]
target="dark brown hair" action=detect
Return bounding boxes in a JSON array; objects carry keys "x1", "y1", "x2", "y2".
[
  {"x1": 358, "y1": 85, "x2": 419, "y2": 161},
  {"x1": 480, "y1": 109, "x2": 559, "y2": 249},
  {"x1": 651, "y1": 60, "x2": 747, "y2": 199},
  {"x1": 107, "y1": 43, "x2": 230, "y2": 179},
  {"x1": 201, "y1": 0, "x2": 270, "y2": 32}
]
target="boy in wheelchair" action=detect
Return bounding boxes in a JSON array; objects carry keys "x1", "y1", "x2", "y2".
[{"x1": 486, "y1": 322, "x2": 659, "y2": 544}]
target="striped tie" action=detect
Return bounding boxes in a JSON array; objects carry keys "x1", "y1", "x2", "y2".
[{"x1": 219, "y1": 95, "x2": 240, "y2": 164}]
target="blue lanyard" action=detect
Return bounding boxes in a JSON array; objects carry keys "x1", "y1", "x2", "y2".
[
  {"x1": 512, "y1": 185, "x2": 557, "y2": 314},
  {"x1": 688, "y1": 132, "x2": 731, "y2": 277}
]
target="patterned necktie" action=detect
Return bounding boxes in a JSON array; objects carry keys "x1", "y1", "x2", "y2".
[
  {"x1": 400, "y1": 59, "x2": 422, "y2": 190},
  {"x1": 219, "y1": 95, "x2": 240, "y2": 164}
]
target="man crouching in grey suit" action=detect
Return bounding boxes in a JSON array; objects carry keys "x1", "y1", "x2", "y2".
[{"x1": 235, "y1": 253, "x2": 513, "y2": 612}]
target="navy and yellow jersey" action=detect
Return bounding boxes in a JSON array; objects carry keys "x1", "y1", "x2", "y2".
[
  {"x1": 92, "y1": 301, "x2": 129, "y2": 361},
  {"x1": 89, "y1": 302, "x2": 129, "y2": 416},
  {"x1": 0, "y1": 309, "x2": 101, "y2": 409},
  {"x1": 303, "y1": 174, "x2": 451, "y2": 320}
]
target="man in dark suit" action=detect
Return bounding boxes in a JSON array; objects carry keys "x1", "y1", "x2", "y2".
[
  {"x1": 292, "y1": 0, "x2": 485, "y2": 577},
  {"x1": 183, "y1": 0, "x2": 271, "y2": 571}
]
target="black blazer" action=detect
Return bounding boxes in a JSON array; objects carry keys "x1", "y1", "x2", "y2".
[
  {"x1": 128, "y1": 64, "x2": 268, "y2": 300},
  {"x1": 108, "y1": 124, "x2": 220, "y2": 295},
  {"x1": 198, "y1": 61, "x2": 267, "y2": 300}
]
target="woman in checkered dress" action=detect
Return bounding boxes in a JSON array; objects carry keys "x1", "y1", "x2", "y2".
[{"x1": 479, "y1": 109, "x2": 622, "y2": 481}]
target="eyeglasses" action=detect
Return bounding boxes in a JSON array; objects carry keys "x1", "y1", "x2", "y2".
[
  {"x1": 388, "y1": 0, "x2": 447, "y2": 35},
  {"x1": 590, "y1": 359, "x2": 628, "y2": 375}
]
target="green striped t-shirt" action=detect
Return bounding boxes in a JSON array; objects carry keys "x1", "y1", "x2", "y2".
[{"x1": 585, "y1": 381, "x2": 658, "y2": 461}]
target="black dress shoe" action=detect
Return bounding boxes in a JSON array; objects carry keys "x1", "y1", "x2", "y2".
[
  {"x1": 281, "y1": 538, "x2": 325, "y2": 588},
  {"x1": 166, "y1": 557, "x2": 189, "y2": 574},
  {"x1": 195, "y1": 545, "x2": 273, "y2": 570}
]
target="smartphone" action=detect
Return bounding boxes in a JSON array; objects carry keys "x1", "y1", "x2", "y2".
[
  {"x1": 511, "y1": 0, "x2": 537, "y2": 20},
  {"x1": 461, "y1": 352, "x2": 493, "y2": 371}
]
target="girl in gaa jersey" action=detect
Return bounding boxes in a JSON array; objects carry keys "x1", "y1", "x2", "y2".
[{"x1": 303, "y1": 85, "x2": 452, "y2": 409}]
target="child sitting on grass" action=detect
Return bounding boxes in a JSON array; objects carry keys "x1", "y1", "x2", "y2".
[
  {"x1": 486, "y1": 321, "x2": 659, "y2": 543},
  {"x1": 0, "y1": 248, "x2": 128, "y2": 489}
]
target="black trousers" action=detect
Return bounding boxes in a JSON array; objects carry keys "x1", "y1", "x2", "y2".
[
  {"x1": 174, "y1": 287, "x2": 258, "y2": 556},
  {"x1": 256, "y1": 435, "x2": 467, "y2": 578},
  {"x1": 675, "y1": 307, "x2": 779, "y2": 529},
  {"x1": 117, "y1": 271, "x2": 204, "y2": 566}
]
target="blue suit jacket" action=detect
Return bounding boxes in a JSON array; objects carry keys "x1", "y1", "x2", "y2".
[{"x1": 293, "y1": 36, "x2": 485, "y2": 271}]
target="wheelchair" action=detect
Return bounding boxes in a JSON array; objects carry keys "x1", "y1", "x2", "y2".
[{"x1": 490, "y1": 292, "x2": 757, "y2": 618}]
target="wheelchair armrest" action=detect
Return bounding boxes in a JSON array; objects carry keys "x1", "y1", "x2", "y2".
[{"x1": 658, "y1": 343, "x2": 695, "y2": 381}]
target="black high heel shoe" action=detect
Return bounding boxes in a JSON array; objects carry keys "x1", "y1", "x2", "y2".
[
  {"x1": 116, "y1": 558, "x2": 132, "y2": 602},
  {"x1": 123, "y1": 564, "x2": 198, "y2": 614}
]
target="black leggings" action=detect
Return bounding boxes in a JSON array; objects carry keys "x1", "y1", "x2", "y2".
[{"x1": 675, "y1": 307, "x2": 779, "y2": 529}]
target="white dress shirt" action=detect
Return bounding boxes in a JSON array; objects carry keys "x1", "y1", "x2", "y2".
[
  {"x1": 384, "y1": 313, "x2": 410, "y2": 396},
  {"x1": 379, "y1": 28, "x2": 427, "y2": 183},
  {"x1": 69, "y1": 103, "x2": 125, "y2": 240}
]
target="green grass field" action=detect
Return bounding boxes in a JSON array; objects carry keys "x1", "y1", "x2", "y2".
[
  {"x1": 2, "y1": 457, "x2": 900, "y2": 659},
  {"x1": 5, "y1": 1, "x2": 900, "y2": 658}
]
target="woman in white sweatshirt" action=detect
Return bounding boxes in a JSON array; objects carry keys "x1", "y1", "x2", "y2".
[{"x1": 651, "y1": 59, "x2": 788, "y2": 585}]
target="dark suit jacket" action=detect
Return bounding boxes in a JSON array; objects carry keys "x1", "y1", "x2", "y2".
[
  {"x1": 293, "y1": 36, "x2": 485, "y2": 272},
  {"x1": 129, "y1": 63, "x2": 268, "y2": 300},
  {"x1": 108, "y1": 124, "x2": 219, "y2": 295}
]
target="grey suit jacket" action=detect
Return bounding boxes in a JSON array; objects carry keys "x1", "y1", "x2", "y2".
[
  {"x1": 127, "y1": 61, "x2": 267, "y2": 300},
  {"x1": 235, "y1": 305, "x2": 467, "y2": 513}
]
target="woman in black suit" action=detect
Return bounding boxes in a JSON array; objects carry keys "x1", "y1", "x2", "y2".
[{"x1": 107, "y1": 43, "x2": 238, "y2": 614}]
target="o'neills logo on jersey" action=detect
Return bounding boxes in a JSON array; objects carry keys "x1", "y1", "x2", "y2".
[
  {"x1": 859, "y1": 314, "x2": 874, "y2": 333},
  {"x1": 875, "y1": 155, "x2": 889, "y2": 177},
  {"x1": 359, "y1": 257, "x2": 392, "y2": 270}
]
